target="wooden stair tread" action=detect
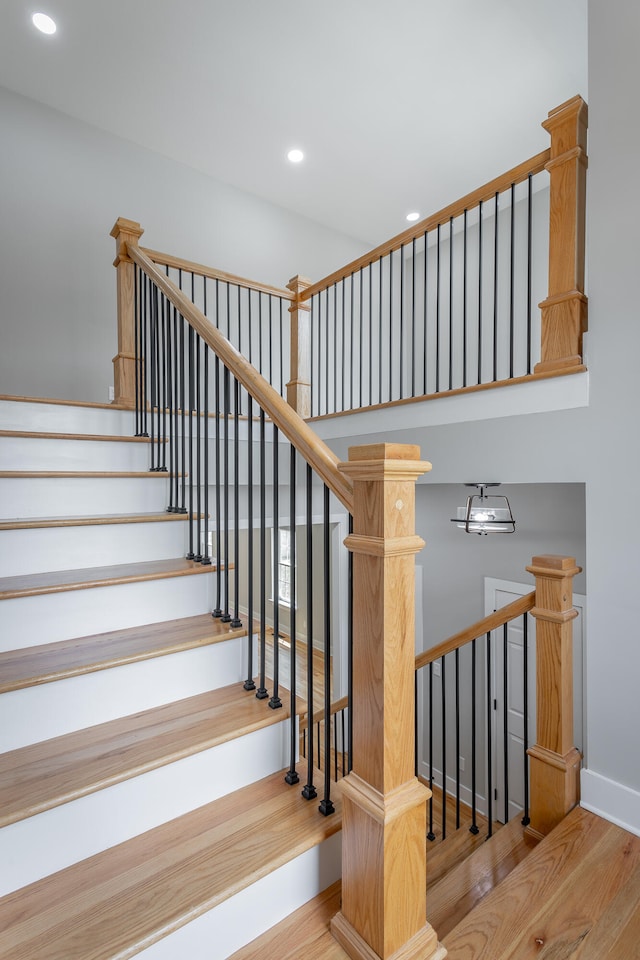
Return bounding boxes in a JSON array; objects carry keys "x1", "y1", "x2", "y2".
[
  {"x1": 0, "y1": 557, "x2": 220, "y2": 600},
  {"x1": 0, "y1": 511, "x2": 200, "y2": 531},
  {"x1": 443, "y1": 806, "x2": 640, "y2": 959},
  {"x1": 0, "y1": 429, "x2": 152, "y2": 443},
  {"x1": 0, "y1": 613, "x2": 245, "y2": 693},
  {"x1": 0, "y1": 770, "x2": 343, "y2": 960},
  {"x1": 0, "y1": 682, "x2": 292, "y2": 827},
  {"x1": 427, "y1": 815, "x2": 539, "y2": 939}
]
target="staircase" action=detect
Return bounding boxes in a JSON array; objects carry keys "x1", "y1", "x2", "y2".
[{"x1": 0, "y1": 396, "x2": 343, "y2": 960}]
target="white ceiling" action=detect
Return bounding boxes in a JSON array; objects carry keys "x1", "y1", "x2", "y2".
[{"x1": 0, "y1": 0, "x2": 587, "y2": 245}]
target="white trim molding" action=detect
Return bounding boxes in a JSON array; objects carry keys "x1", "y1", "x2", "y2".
[{"x1": 581, "y1": 768, "x2": 640, "y2": 838}]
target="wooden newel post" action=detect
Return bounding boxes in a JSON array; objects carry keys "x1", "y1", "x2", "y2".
[
  {"x1": 285, "y1": 275, "x2": 312, "y2": 418},
  {"x1": 332, "y1": 444, "x2": 446, "y2": 960},
  {"x1": 526, "y1": 554, "x2": 582, "y2": 839},
  {"x1": 536, "y1": 95, "x2": 588, "y2": 375},
  {"x1": 110, "y1": 217, "x2": 145, "y2": 408}
]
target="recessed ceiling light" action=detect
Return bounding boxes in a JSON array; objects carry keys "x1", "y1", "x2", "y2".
[
  {"x1": 406, "y1": 212, "x2": 420, "y2": 223},
  {"x1": 287, "y1": 149, "x2": 304, "y2": 164},
  {"x1": 32, "y1": 12, "x2": 57, "y2": 34}
]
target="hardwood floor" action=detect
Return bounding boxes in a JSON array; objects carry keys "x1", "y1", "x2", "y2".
[{"x1": 229, "y1": 807, "x2": 640, "y2": 960}]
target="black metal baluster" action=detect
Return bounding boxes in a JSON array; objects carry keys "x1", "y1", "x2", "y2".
[
  {"x1": 173, "y1": 308, "x2": 182, "y2": 511},
  {"x1": 441, "y1": 654, "x2": 447, "y2": 840},
  {"x1": 220, "y1": 367, "x2": 230, "y2": 620},
  {"x1": 341, "y1": 280, "x2": 346, "y2": 411},
  {"x1": 134, "y1": 265, "x2": 140, "y2": 436},
  {"x1": 503, "y1": 621, "x2": 509, "y2": 823},
  {"x1": 212, "y1": 354, "x2": 222, "y2": 617},
  {"x1": 436, "y1": 224, "x2": 441, "y2": 393},
  {"x1": 470, "y1": 637, "x2": 479, "y2": 834},
  {"x1": 493, "y1": 192, "x2": 499, "y2": 382},
  {"x1": 202, "y1": 344, "x2": 211, "y2": 565},
  {"x1": 510, "y1": 183, "x2": 515, "y2": 379},
  {"x1": 166, "y1": 292, "x2": 174, "y2": 510},
  {"x1": 270, "y1": 426, "x2": 282, "y2": 708},
  {"x1": 527, "y1": 173, "x2": 533, "y2": 374},
  {"x1": 349, "y1": 272, "x2": 354, "y2": 410},
  {"x1": 368, "y1": 264, "x2": 373, "y2": 407},
  {"x1": 388, "y1": 250, "x2": 393, "y2": 401},
  {"x1": 359, "y1": 270, "x2": 364, "y2": 409},
  {"x1": 449, "y1": 216, "x2": 454, "y2": 390},
  {"x1": 160, "y1": 291, "x2": 167, "y2": 471},
  {"x1": 411, "y1": 238, "x2": 416, "y2": 397},
  {"x1": 333, "y1": 283, "x2": 337, "y2": 414},
  {"x1": 455, "y1": 647, "x2": 461, "y2": 830},
  {"x1": 310, "y1": 294, "x2": 316, "y2": 416},
  {"x1": 333, "y1": 715, "x2": 338, "y2": 782},
  {"x1": 268, "y1": 295, "x2": 273, "y2": 389},
  {"x1": 194, "y1": 334, "x2": 202, "y2": 560},
  {"x1": 423, "y1": 229, "x2": 428, "y2": 395},
  {"x1": 244, "y1": 393, "x2": 256, "y2": 691},
  {"x1": 285, "y1": 445, "x2": 299, "y2": 784},
  {"x1": 414, "y1": 671, "x2": 419, "y2": 776},
  {"x1": 231, "y1": 378, "x2": 242, "y2": 627},
  {"x1": 186, "y1": 324, "x2": 195, "y2": 558},
  {"x1": 522, "y1": 613, "x2": 530, "y2": 825},
  {"x1": 478, "y1": 200, "x2": 483, "y2": 385},
  {"x1": 341, "y1": 709, "x2": 346, "y2": 777},
  {"x1": 279, "y1": 298, "x2": 284, "y2": 398},
  {"x1": 178, "y1": 273, "x2": 186, "y2": 513},
  {"x1": 399, "y1": 243, "x2": 404, "y2": 400},
  {"x1": 347, "y1": 512, "x2": 353, "y2": 773},
  {"x1": 486, "y1": 631, "x2": 493, "y2": 837},
  {"x1": 319, "y1": 484, "x2": 334, "y2": 816},
  {"x1": 256, "y1": 409, "x2": 268, "y2": 699},
  {"x1": 378, "y1": 255, "x2": 383, "y2": 405},
  {"x1": 149, "y1": 280, "x2": 156, "y2": 471},
  {"x1": 463, "y1": 211, "x2": 468, "y2": 388},
  {"x1": 325, "y1": 287, "x2": 329, "y2": 416},
  {"x1": 427, "y1": 663, "x2": 435, "y2": 841},
  {"x1": 302, "y1": 462, "x2": 317, "y2": 800},
  {"x1": 141, "y1": 268, "x2": 148, "y2": 437},
  {"x1": 258, "y1": 291, "x2": 263, "y2": 376}
]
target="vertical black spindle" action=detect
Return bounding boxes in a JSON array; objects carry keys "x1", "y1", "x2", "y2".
[
  {"x1": 350, "y1": 272, "x2": 355, "y2": 410},
  {"x1": 134, "y1": 266, "x2": 140, "y2": 436},
  {"x1": 368, "y1": 264, "x2": 373, "y2": 407},
  {"x1": 388, "y1": 250, "x2": 393, "y2": 401},
  {"x1": 268, "y1": 295, "x2": 273, "y2": 389},
  {"x1": 478, "y1": 200, "x2": 483, "y2": 385},
  {"x1": 449, "y1": 216, "x2": 454, "y2": 391},
  {"x1": 341, "y1": 280, "x2": 346, "y2": 411},
  {"x1": 493, "y1": 192, "x2": 499, "y2": 382},
  {"x1": 503, "y1": 621, "x2": 509, "y2": 823},
  {"x1": 186, "y1": 325, "x2": 195, "y2": 558},
  {"x1": 231, "y1": 378, "x2": 242, "y2": 627},
  {"x1": 378, "y1": 256, "x2": 383, "y2": 405},
  {"x1": 441, "y1": 654, "x2": 447, "y2": 840},
  {"x1": 202, "y1": 344, "x2": 211, "y2": 564},
  {"x1": 166, "y1": 294, "x2": 174, "y2": 509},
  {"x1": 527, "y1": 173, "x2": 533, "y2": 374},
  {"x1": 359, "y1": 270, "x2": 364, "y2": 408},
  {"x1": 172, "y1": 309, "x2": 182, "y2": 510},
  {"x1": 302, "y1": 463, "x2": 317, "y2": 800},
  {"x1": 510, "y1": 183, "x2": 515, "y2": 379},
  {"x1": 279, "y1": 298, "x2": 284, "y2": 399},
  {"x1": 333, "y1": 284, "x2": 338, "y2": 414},
  {"x1": 149, "y1": 281, "x2": 156, "y2": 470},
  {"x1": 194, "y1": 334, "x2": 202, "y2": 560},
  {"x1": 469, "y1": 637, "x2": 479, "y2": 834},
  {"x1": 521, "y1": 613, "x2": 530, "y2": 825},
  {"x1": 244, "y1": 394, "x2": 256, "y2": 691},
  {"x1": 486, "y1": 631, "x2": 493, "y2": 838},
  {"x1": 269, "y1": 426, "x2": 282, "y2": 708},
  {"x1": 341, "y1": 709, "x2": 346, "y2": 777},
  {"x1": 325, "y1": 287, "x2": 330, "y2": 416},
  {"x1": 140, "y1": 268, "x2": 149, "y2": 437},
  {"x1": 285, "y1": 445, "x2": 299, "y2": 784},
  {"x1": 399, "y1": 243, "x2": 404, "y2": 400},
  {"x1": 333, "y1": 716, "x2": 338, "y2": 782},
  {"x1": 220, "y1": 367, "x2": 230, "y2": 619},
  {"x1": 319, "y1": 484, "x2": 335, "y2": 816},
  {"x1": 347, "y1": 512, "x2": 353, "y2": 773},
  {"x1": 212, "y1": 354, "x2": 222, "y2": 617},
  {"x1": 160, "y1": 292, "x2": 167, "y2": 471},
  {"x1": 256, "y1": 409, "x2": 268, "y2": 699},
  {"x1": 463, "y1": 211, "x2": 468, "y2": 388},
  {"x1": 427, "y1": 663, "x2": 435, "y2": 841},
  {"x1": 310, "y1": 294, "x2": 316, "y2": 417},
  {"x1": 411, "y1": 238, "x2": 416, "y2": 397},
  {"x1": 455, "y1": 646, "x2": 461, "y2": 829},
  {"x1": 436, "y1": 224, "x2": 441, "y2": 393},
  {"x1": 423, "y1": 230, "x2": 428, "y2": 395}
]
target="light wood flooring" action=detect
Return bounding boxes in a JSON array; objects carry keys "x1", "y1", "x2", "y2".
[{"x1": 230, "y1": 806, "x2": 640, "y2": 960}]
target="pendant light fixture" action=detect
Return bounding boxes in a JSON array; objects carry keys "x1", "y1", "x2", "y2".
[{"x1": 451, "y1": 483, "x2": 515, "y2": 535}]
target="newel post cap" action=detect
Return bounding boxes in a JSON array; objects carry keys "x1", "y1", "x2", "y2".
[
  {"x1": 110, "y1": 218, "x2": 144, "y2": 266},
  {"x1": 527, "y1": 554, "x2": 582, "y2": 579}
]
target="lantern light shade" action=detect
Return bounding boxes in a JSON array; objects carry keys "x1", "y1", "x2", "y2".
[{"x1": 451, "y1": 483, "x2": 515, "y2": 535}]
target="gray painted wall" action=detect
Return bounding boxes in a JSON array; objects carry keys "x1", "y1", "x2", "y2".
[{"x1": 0, "y1": 86, "x2": 366, "y2": 402}]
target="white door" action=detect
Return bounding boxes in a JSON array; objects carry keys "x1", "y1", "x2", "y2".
[{"x1": 485, "y1": 577, "x2": 585, "y2": 825}]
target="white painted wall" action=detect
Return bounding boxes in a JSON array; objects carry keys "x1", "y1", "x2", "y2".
[{"x1": 0, "y1": 86, "x2": 366, "y2": 402}]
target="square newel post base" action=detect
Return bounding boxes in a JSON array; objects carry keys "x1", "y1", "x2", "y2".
[
  {"x1": 331, "y1": 913, "x2": 447, "y2": 960},
  {"x1": 112, "y1": 352, "x2": 136, "y2": 408},
  {"x1": 526, "y1": 744, "x2": 581, "y2": 841}
]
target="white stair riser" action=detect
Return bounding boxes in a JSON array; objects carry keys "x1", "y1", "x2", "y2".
[
  {"x1": 0, "y1": 436, "x2": 152, "y2": 472},
  {"x1": 0, "y1": 521, "x2": 190, "y2": 577},
  {"x1": 0, "y1": 401, "x2": 136, "y2": 435},
  {"x1": 0, "y1": 722, "x2": 292, "y2": 896},
  {"x1": 0, "y1": 475, "x2": 172, "y2": 518},
  {"x1": 139, "y1": 833, "x2": 342, "y2": 960},
  {"x1": 0, "y1": 574, "x2": 218, "y2": 650},
  {"x1": 0, "y1": 636, "x2": 247, "y2": 750}
]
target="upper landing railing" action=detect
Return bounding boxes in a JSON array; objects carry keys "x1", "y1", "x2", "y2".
[{"x1": 111, "y1": 96, "x2": 587, "y2": 422}]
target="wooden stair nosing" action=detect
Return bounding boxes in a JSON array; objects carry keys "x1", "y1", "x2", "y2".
[
  {"x1": 0, "y1": 682, "x2": 298, "y2": 828},
  {"x1": 0, "y1": 429, "x2": 154, "y2": 444},
  {"x1": 0, "y1": 512, "x2": 204, "y2": 532},
  {"x1": 0, "y1": 613, "x2": 247, "y2": 694},
  {"x1": 0, "y1": 557, "x2": 224, "y2": 601},
  {"x1": 0, "y1": 771, "x2": 343, "y2": 960}
]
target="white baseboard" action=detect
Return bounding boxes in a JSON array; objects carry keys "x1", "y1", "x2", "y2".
[{"x1": 581, "y1": 768, "x2": 640, "y2": 837}]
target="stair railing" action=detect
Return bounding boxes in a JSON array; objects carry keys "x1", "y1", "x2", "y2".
[{"x1": 415, "y1": 554, "x2": 582, "y2": 847}]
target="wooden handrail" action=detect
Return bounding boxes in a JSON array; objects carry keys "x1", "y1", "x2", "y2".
[
  {"x1": 140, "y1": 246, "x2": 295, "y2": 301},
  {"x1": 414, "y1": 591, "x2": 535, "y2": 671},
  {"x1": 301, "y1": 148, "x2": 550, "y2": 301},
  {"x1": 300, "y1": 695, "x2": 348, "y2": 732},
  {"x1": 127, "y1": 243, "x2": 354, "y2": 513}
]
